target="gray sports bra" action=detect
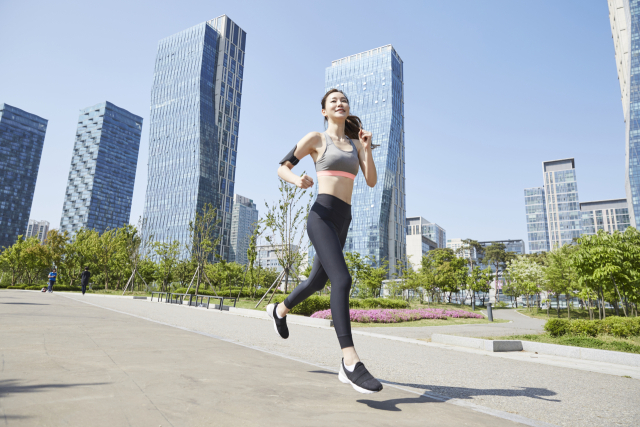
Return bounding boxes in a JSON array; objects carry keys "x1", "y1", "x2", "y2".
[{"x1": 315, "y1": 132, "x2": 360, "y2": 179}]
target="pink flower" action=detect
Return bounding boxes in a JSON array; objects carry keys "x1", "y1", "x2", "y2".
[{"x1": 310, "y1": 308, "x2": 483, "y2": 323}]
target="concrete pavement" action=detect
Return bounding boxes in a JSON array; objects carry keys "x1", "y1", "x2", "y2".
[
  {"x1": 1, "y1": 291, "x2": 527, "y2": 427},
  {"x1": 2, "y1": 290, "x2": 639, "y2": 426},
  {"x1": 357, "y1": 308, "x2": 546, "y2": 340}
]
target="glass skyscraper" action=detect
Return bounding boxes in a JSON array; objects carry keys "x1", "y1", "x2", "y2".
[
  {"x1": 543, "y1": 159, "x2": 581, "y2": 248},
  {"x1": 0, "y1": 104, "x2": 47, "y2": 248},
  {"x1": 524, "y1": 158, "x2": 581, "y2": 252},
  {"x1": 324, "y1": 45, "x2": 406, "y2": 275},
  {"x1": 580, "y1": 199, "x2": 631, "y2": 235},
  {"x1": 229, "y1": 194, "x2": 258, "y2": 265},
  {"x1": 60, "y1": 102, "x2": 142, "y2": 234},
  {"x1": 524, "y1": 187, "x2": 550, "y2": 253},
  {"x1": 143, "y1": 15, "x2": 246, "y2": 260},
  {"x1": 609, "y1": 1, "x2": 639, "y2": 227}
]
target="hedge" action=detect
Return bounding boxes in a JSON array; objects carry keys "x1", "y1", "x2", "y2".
[
  {"x1": 269, "y1": 295, "x2": 410, "y2": 316},
  {"x1": 545, "y1": 317, "x2": 640, "y2": 338}
]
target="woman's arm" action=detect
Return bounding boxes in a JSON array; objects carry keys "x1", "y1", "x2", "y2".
[
  {"x1": 277, "y1": 132, "x2": 321, "y2": 189},
  {"x1": 356, "y1": 129, "x2": 377, "y2": 187}
]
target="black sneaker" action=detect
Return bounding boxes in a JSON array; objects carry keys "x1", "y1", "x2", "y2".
[
  {"x1": 338, "y1": 359, "x2": 383, "y2": 394},
  {"x1": 266, "y1": 303, "x2": 289, "y2": 339}
]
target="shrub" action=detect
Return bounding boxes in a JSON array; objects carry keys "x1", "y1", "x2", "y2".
[
  {"x1": 7, "y1": 285, "x2": 26, "y2": 289},
  {"x1": 351, "y1": 298, "x2": 409, "y2": 310},
  {"x1": 545, "y1": 319, "x2": 570, "y2": 337},
  {"x1": 271, "y1": 295, "x2": 330, "y2": 316},
  {"x1": 602, "y1": 317, "x2": 633, "y2": 338},
  {"x1": 568, "y1": 319, "x2": 599, "y2": 337}
]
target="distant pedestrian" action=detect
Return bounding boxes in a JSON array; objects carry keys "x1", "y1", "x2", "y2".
[
  {"x1": 47, "y1": 268, "x2": 57, "y2": 293},
  {"x1": 81, "y1": 267, "x2": 91, "y2": 295}
]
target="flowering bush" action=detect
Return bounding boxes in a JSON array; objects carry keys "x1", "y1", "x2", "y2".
[{"x1": 310, "y1": 308, "x2": 484, "y2": 323}]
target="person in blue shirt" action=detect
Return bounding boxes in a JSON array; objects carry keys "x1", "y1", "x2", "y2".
[{"x1": 47, "y1": 268, "x2": 57, "y2": 293}]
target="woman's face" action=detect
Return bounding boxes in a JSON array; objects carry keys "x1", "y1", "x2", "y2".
[{"x1": 322, "y1": 92, "x2": 350, "y2": 122}]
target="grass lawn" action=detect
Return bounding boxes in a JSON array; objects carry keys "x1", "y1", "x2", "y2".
[
  {"x1": 481, "y1": 333, "x2": 640, "y2": 354},
  {"x1": 515, "y1": 307, "x2": 629, "y2": 321},
  {"x1": 351, "y1": 317, "x2": 509, "y2": 328}
]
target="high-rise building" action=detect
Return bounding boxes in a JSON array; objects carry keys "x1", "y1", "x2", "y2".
[
  {"x1": 0, "y1": 104, "x2": 47, "y2": 248},
  {"x1": 580, "y1": 199, "x2": 631, "y2": 235},
  {"x1": 325, "y1": 45, "x2": 406, "y2": 275},
  {"x1": 524, "y1": 159, "x2": 581, "y2": 252},
  {"x1": 26, "y1": 220, "x2": 50, "y2": 243},
  {"x1": 143, "y1": 16, "x2": 246, "y2": 260},
  {"x1": 524, "y1": 187, "x2": 550, "y2": 253},
  {"x1": 229, "y1": 194, "x2": 258, "y2": 265},
  {"x1": 60, "y1": 102, "x2": 142, "y2": 234},
  {"x1": 543, "y1": 159, "x2": 581, "y2": 249},
  {"x1": 608, "y1": 0, "x2": 639, "y2": 227}
]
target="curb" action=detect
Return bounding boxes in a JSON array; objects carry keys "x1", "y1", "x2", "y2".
[
  {"x1": 432, "y1": 334, "x2": 523, "y2": 352},
  {"x1": 431, "y1": 333, "x2": 640, "y2": 367},
  {"x1": 228, "y1": 307, "x2": 334, "y2": 328}
]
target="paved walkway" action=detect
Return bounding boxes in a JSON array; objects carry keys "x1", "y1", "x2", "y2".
[
  {"x1": 2, "y1": 291, "x2": 639, "y2": 426},
  {"x1": 359, "y1": 308, "x2": 546, "y2": 340}
]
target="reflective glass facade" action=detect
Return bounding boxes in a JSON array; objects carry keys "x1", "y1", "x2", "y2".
[
  {"x1": 608, "y1": 0, "x2": 638, "y2": 227},
  {"x1": 229, "y1": 194, "x2": 258, "y2": 265},
  {"x1": 60, "y1": 102, "x2": 142, "y2": 234},
  {"x1": 143, "y1": 16, "x2": 246, "y2": 259},
  {"x1": 579, "y1": 199, "x2": 631, "y2": 235},
  {"x1": 543, "y1": 159, "x2": 581, "y2": 248},
  {"x1": 0, "y1": 104, "x2": 47, "y2": 248},
  {"x1": 324, "y1": 45, "x2": 406, "y2": 275},
  {"x1": 524, "y1": 187, "x2": 550, "y2": 253}
]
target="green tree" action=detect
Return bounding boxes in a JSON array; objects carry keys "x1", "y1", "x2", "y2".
[
  {"x1": 263, "y1": 174, "x2": 313, "y2": 293},
  {"x1": 187, "y1": 203, "x2": 222, "y2": 296},
  {"x1": 506, "y1": 255, "x2": 545, "y2": 311},
  {"x1": 483, "y1": 242, "x2": 514, "y2": 303},
  {"x1": 153, "y1": 240, "x2": 181, "y2": 292},
  {"x1": 544, "y1": 244, "x2": 578, "y2": 319}
]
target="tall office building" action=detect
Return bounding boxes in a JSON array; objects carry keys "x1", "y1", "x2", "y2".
[
  {"x1": 143, "y1": 16, "x2": 246, "y2": 260},
  {"x1": 229, "y1": 194, "x2": 258, "y2": 265},
  {"x1": 0, "y1": 104, "x2": 47, "y2": 248},
  {"x1": 524, "y1": 159, "x2": 581, "y2": 252},
  {"x1": 325, "y1": 45, "x2": 406, "y2": 275},
  {"x1": 60, "y1": 102, "x2": 142, "y2": 234},
  {"x1": 446, "y1": 238, "x2": 477, "y2": 261},
  {"x1": 524, "y1": 187, "x2": 550, "y2": 253},
  {"x1": 580, "y1": 199, "x2": 631, "y2": 235},
  {"x1": 543, "y1": 159, "x2": 581, "y2": 248},
  {"x1": 26, "y1": 220, "x2": 50, "y2": 243},
  {"x1": 608, "y1": 1, "x2": 639, "y2": 227}
]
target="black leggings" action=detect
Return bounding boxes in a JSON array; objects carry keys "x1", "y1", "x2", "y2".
[{"x1": 284, "y1": 194, "x2": 353, "y2": 348}]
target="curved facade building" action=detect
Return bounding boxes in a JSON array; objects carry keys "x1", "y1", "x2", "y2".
[
  {"x1": 608, "y1": 0, "x2": 639, "y2": 227},
  {"x1": 143, "y1": 16, "x2": 246, "y2": 259},
  {"x1": 324, "y1": 45, "x2": 406, "y2": 275}
]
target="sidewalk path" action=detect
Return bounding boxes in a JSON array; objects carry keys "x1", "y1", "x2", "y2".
[
  {"x1": 2, "y1": 291, "x2": 638, "y2": 426},
  {"x1": 358, "y1": 308, "x2": 546, "y2": 340}
]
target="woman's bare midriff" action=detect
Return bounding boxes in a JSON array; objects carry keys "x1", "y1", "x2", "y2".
[{"x1": 317, "y1": 175, "x2": 355, "y2": 205}]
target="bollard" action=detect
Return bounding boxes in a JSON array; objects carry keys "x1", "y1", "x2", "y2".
[{"x1": 487, "y1": 302, "x2": 493, "y2": 322}]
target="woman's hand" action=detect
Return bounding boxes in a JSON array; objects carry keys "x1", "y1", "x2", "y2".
[
  {"x1": 296, "y1": 174, "x2": 314, "y2": 189},
  {"x1": 359, "y1": 129, "x2": 373, "y2": 150}
]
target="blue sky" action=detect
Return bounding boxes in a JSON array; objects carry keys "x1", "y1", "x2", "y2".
[{"x1": 0, "y1": 0, "x2": 624, "y2": 249}]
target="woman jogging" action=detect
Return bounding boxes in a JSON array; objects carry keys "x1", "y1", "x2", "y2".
[{"x1": 266, "y1": 89, "x2": 382, "y2": 394}]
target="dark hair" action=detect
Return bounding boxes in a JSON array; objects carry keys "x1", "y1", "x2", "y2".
[
  {"x1": 84, "y1": 266, "x2": 88, "y2": 270},
  {"x1": 321, "y1": 89, "x2": 362, "y2": 140}
]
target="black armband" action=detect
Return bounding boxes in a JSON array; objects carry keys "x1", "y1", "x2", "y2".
[{"x1": 279, "y1": 145, "x2": 300, "y2": 166}]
